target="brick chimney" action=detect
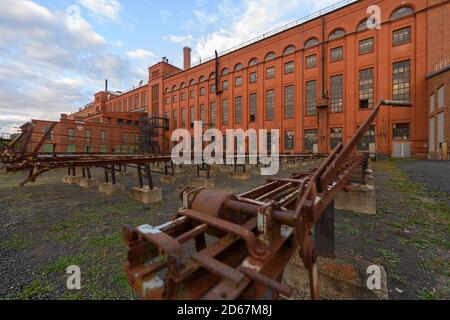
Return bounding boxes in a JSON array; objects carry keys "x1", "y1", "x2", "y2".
[{"x1": 183, "y1": 47, "x2": 191, "y2": 70}]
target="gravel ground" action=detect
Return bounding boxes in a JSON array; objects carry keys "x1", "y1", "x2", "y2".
[{"x1": 0, "y1": 159, "x2": 449, "y2": 300}]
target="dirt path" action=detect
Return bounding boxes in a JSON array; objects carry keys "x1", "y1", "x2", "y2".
[{"x1": 0, "y1": 160, "x2": 448, "y2": 300}]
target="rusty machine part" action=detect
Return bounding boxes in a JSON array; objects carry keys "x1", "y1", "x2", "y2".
[{"x1": 123, "y1": 99, "x2": 412, "y2": 300}]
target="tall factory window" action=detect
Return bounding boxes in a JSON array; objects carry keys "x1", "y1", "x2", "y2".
[
  {"x1": 210, "y1": 102, "x2": 217, "y2": 127},
  {"x1": 190, "y1": 107, "x2": 195, "y2": 128},
  {"x1": 124, "y1": 99, "x2": 128, "y2": 110},
  {"x1": 200, "y1": 104, "x2": 205, "y2": 124},
  {"x1": 222, "y1": 100, "x2": 229, "y2": 125},
  {"x1": 235, "y1": 96, "x2": 243, "y2": 124},
  {"x1": 359, "y1": 68, "x2": 374, "y2": 109},
  {"x1": 304, "y1": 129, "x2": 318, "y2": 152},
  {"x1": 173, "y1": 110, "x2": 178, "y2": 129},
  {"x1": 359, "y1": 37, "x2": 374, "y2": 54},
  {"x1": 284, "y1": 61, "x2": 294, "y2": 74},
  {"x1": 181, "y1": 92, "x2": 186, "y2": 101},
  {"x1": 330, "y1": 75, "x2": 344, "y2": 113},
  {"x1": 141, "y1": 92, "x2": 147, "y2": 107},
  {"x1": 173, "y1": 95, "x2": 178, "y2": 103},
  {"x1": 305, "y1": 55, "x2": 317, "y2": 68},
  {"x1": 330, "y1": 128, "x2": 343, "y2": 149},
  {"x1": 305, "y1": 80, "x2": 317, "y2": 116},
  {"x1": 135, "y1": 94, "x2": 140, "y2": 108},
  {"x1": 357, "y1": 125, "x2": 376, "y2": 151},
  {"x1": 266, "y1": 67, "x2": 275, "y2": 79},
  {"x1": 249, "y1": 72, "x2": 258, "y2": 83},
  {"x1": 100, "y1": 130, "x2": 106, "y2": 142},
  {"x1": 393, "y1": 60, "x2": 411, "y2": 101},
  {"x1": 330, "y1": 46, "x2": 343, "y2": 62},
  {"x1": 190, "y1": 90, "x2": 195, "y2": 99},
  {"x1": 68, "y1": 128, "x2": 75, "y2": 141},
  {"x1": 210, "y1": 84, "x2": 216, "y2": 93},
  {"x1": 391, "y1": 6, "x2": 414, "y2": 20},
  {"x1": 235, "y1": 76, "x2": 243, "y2": 87},
  {"x1": 393, "y1": 27, "x2": 411, "y2": 46},
  {"x1": 266, "y1": 90, "x2": 275, "y2": 121},
  {"x1": 181, "y1": 108, "x2": 186, "y2": 128},
  {"x1": 284, "y1": 131, "x2": 294, "y2": 150},
  {"x1": 249, "y1": 93, "x2": 257, "y2": 122},
  {"x1": 438, "y1": 86, "x2": 444, "y2": 108},
  {"x1": 284, "y1": 85, "x2": 295, "y2": 119},
  {"x1": 85, "y1": 129, "x2": 91, "y2": 143},
  {"x1": 393, "y1": 123, "x2": 410, "y2": 140},
  {"x1": 222, "y1": 80, "x2": 229, "y2": 90},
  {"x1": 429, "y1": 93, "x2": 435, "y2": 113},
  {"x1": 129, "y1": 97, "x2": 133, "y2": 110},
  {"x1": 200, "y1": 87, "x2": 206, "y2": 96}
]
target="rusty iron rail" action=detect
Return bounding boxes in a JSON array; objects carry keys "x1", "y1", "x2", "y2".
[{"x1": 122, "y1": 99, "x2": 412, "y2": 300}]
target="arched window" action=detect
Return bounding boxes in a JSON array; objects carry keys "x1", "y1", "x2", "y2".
[
  {"x1": 209, "y1": 72, "x2": 216, "y2": 79},
  {"x1": 357, "y1": 19, "x2": 369, "y2": 32},
  {"x1": 221, "y1": 68, "x2": 229, "y2": 76},
  {"x1": 234, "y1": 63, "x2": 243, "y2": 71},
  {"x1": 283, "y1": 46, "x2": 296, "y2": 56},
  {"x1": 172, "y1": 85, "x2": 177, "y2": 91},
  {"x1": 329, "y1": 29, "x2": 345, "y2": 40},
  {"x1": 165, "y1": 87, "x2": 169, "y2": 93},
  {"x1": 189, "y1": 79, "x2": 195, "y2": 86},
  {"x1": 199, "y1": 75, "x2": 206, "y2": 82},
  {"x1": 249, "y1": 58, "x2": 258, "y2": 67},
  {"x1": 180, "y1": 82, "x2": 186, "y2": 89},
  {"x1": 391, "y1": 6, "x2": 414, "y2": 20},
  {"x1": 265, "y1": 52, "x2": 276, "y2": 62},
  {"x1": 304, "y1": 38, "x2": 319, "y2": 48}
]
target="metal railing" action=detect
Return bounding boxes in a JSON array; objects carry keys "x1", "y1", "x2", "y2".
[{"x1": 192, "y1": 0, "x2": 358, "y2": 67}]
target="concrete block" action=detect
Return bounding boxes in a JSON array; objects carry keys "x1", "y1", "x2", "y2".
[
  {"x1": 130, "y1": 186, "x2": 162, "y2": 204},
  {"x1": 335, "y1": 183, "x2": 376, "y2": 215},
  {"x1": 283, "y1": 254, "x2": 388, "y2": 300},
  {"x1": 188, "y1": 178, "x2": 215, "y2": 188},
  {"x1": 228, "y1": 171, "x2": 252, "y2": 181},
  {"x1": 98, "y1": 182, "x2": 125, "y2": 195},
  {"x1": 78, "y1": 178, "x2": 99, "y2": 188},
  {"x1": 63, "y1": 176, "x2": 81, "y2": 184},
  {"x1": 160, "y1": 175, "x2": 177, "y2": 184}
]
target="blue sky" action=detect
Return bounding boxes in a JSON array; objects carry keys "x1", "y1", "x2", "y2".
[{"x1": 0, "y1": 0, "x2": 337, "y2": 133}]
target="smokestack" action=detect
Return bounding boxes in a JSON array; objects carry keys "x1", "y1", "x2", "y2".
[
  {"x1": 105, "y1": 79, "x2": 108, "y2": 92},
  {"x1": 183, "y1": 47, "x2": 191, "y2": 70}
]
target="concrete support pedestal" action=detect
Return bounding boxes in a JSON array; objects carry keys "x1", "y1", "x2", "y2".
[
  {"x1": 78, "y1": 178, "x2": 99, "y2": 188},
  {"x1": 160, "y1": 175, "x2": 177, "y2": 184},
  {"x1": 130, "y1": 186, "x2": 162, "y2": 204},
  {"x1": 228, "y1": 172, "x2": 252, "y2": 180},
  {"x1": 98, "y1": 182, "x2": 125, "y2": 195},
  {"x1": 63, "y1": 176, "x2": 81, "y2": 184},
  {"x1": 283, "y1": 254, "x2": 388, "y2": 300},
  {"x1": 188, "y1": 178, "x2": 215, "y2": 188},
  {"x1": 335, "y1": 183, "x2": 376, "y2": 215}
]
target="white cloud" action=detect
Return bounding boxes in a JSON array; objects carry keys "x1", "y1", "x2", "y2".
[
  {"x1": 0, "y1": 0, "x2": 143, "y2": 133},
  {"x1": 168, "y1": 0, "x2": 340, "y2": 63},
  {"x1": 126, "y1": 49, "x2": 157, "y2": 61},
  {"x1": 76, "y1": 0, "x2": 122, "y2": 23},
  {"x1": 163, "y1": 34, "x2": 194, "y2": 46}
]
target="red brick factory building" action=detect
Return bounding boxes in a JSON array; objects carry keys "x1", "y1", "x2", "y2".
[{"x1": 25, "y1": 0, "x2": 450, "y2": 159}]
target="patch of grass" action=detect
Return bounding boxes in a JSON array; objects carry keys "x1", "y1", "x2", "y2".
[
  {"x1": 417, "y1": 289, "x2": 442, "y2": 300},
  {"x1": 0, "y1": 235, "x2": 34, "y2": 251},
  {"x1": 59, "y1": 291, "x2": 84, "y2": 300},
  {"x1": 375, "y1": 247, "x2": 400, "y2": 267},
  {"x1": 40, "y1": 253, "x2": 89, "y2": 275},
  {"x1": 17, "y1": 279, "x2": 54, "y2": 300},
  {"x1": 84, "y1": 233, "x2": 122, "y2": 249}
]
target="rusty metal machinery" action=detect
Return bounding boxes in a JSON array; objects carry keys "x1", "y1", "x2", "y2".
[{"x1": 123, "y1": 99, "x2": 412, "y2": 300}]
